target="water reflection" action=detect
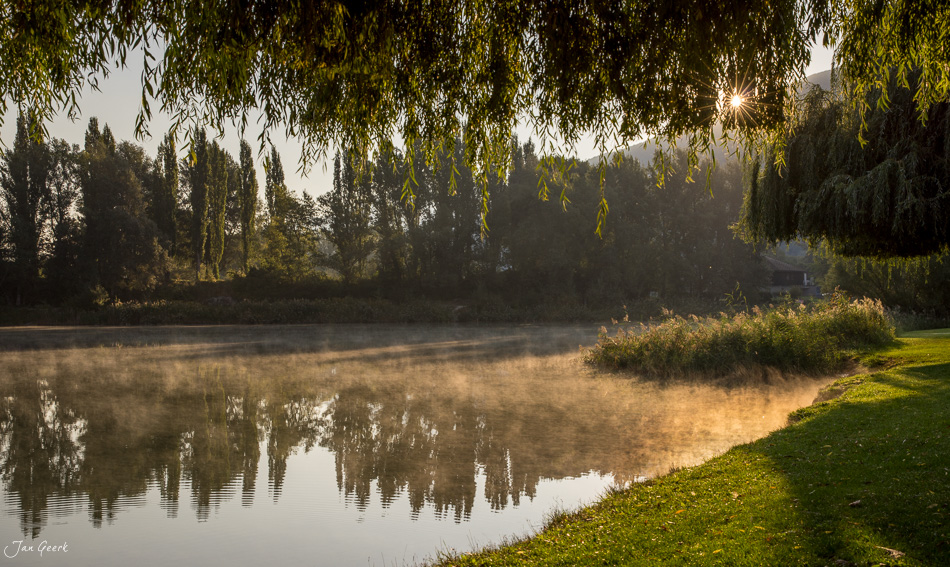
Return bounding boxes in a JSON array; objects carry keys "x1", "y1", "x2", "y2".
[{"x1": 0, "y1": 325, "x2": 831, "y2": 561}]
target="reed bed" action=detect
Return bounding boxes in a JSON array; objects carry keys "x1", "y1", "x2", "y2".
[{"x1": 586, "y1": 294, "x2": 895, "y2": 377}]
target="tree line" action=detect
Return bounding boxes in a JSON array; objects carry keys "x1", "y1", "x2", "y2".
[{"x1": 0, "y1": 112, "x2": 767, "y2": 308}]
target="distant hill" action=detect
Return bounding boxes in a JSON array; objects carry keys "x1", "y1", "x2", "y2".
[
  {"x1": 588, "y1": 70, "x2": 833, "y2": 167},
  {"x1": 808, "y1": 69, "x2": 832, "y2": 91}
]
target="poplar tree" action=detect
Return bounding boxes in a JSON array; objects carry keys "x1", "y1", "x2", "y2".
[
  {"x1": 265, "y1": 145, "x2": 289, "y2": 224},
  {"x1": 45, "y1": 138, "x2": 82, "y2": 300},
  {"x1": 238, "y1": 140, "x2": 258, "y2": 274},
  {"x1": 0, "y1": 112, "x2": 51, "y2": 302},
  {"x1": 155, "y1": 132, "x2": 179, "y2": 248},
  {"x1": 205, "y1": 142, "x2": 228, "y2": 279},
  {"x1": 189, "y1": 130, "x2": 210, "y2": 280},
  {"x1": 320, "y1": 153, "x2": 374, "y2": 284}
]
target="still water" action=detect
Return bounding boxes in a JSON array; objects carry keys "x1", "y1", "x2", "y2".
[{"x1": 0, "y1": 324, "x2": 831, "y2": 566}]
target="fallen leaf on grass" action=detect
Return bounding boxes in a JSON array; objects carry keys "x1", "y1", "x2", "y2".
[{"x1": 875, "y1": 546, "x2": 905, "y2": 559}]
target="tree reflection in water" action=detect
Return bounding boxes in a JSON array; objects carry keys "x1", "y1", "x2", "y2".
[{"x1": 0, "y1": 325, "x2": 830, "y2": 538}]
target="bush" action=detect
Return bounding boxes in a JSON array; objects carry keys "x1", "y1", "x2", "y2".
[{"x1": 586, "y1": 294, "x2": 895, "y2": 377}]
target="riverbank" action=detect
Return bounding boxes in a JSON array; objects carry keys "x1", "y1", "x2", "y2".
[
  {"x1": 0, "y1": 295, "x2": 735, "y2": 326},
  {"x1": 435, "y1": 330, "x2": 950, "y2": 566},
  {"x1": 3, "y1": 296, "x2": 946, "y2": 331},
  {"x1": 0, "y1": 298, "x2": 621, "y2": 326}
]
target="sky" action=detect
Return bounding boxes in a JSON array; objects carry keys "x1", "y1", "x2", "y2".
[{"x1": 0, "y1": 44, "x2": 835, "y2": 200}]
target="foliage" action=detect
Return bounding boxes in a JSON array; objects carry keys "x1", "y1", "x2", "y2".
[
  {"x1": 151, "y1": 133, "x2": 179, "y2": 247},
  {"x1": 6, "y1": 0, "x2": 946, "y2": 203},
  {"x1": 0, "y1": 113, "x2": 50, "y2": 302},
  {"x1": 319, "y1": 153, "x2": 375, "y2": 284},
  {"x1": 0, "y1": 1, "x2": 820, "y2": 171},
  {"x1": 187, "y1": 129, "x2": 210, "y2": 280},
  {"x1": 829, "y1": 0, "x2": 950, "y2": 129},
  {"x1": 315, "y1": 139, "x2": 764, "y2": 303},
  {"x1": 264, "y1": 145, "x2": 290, "y2": 222},
  {"x1": 0, "y1": 117, "x2": 83, "y2": 304},
  {"x1": 587, "y1": 295, "x2": 895, "y2": 377},
  {"x1": 259, "y1": 146, "x2": 320, "y2": 279},
  {"x1": 368, "y1": 147, "x2": 411, "y2": 286},
  {"x1": 491, "y1": 144, "x2": 766, "y2": 304},
  {"x1": 238, "y1": 140, "x2": 258, "y2": 274},
  {"x1": 79, "y1": 119, "x2": 168, "y2": 301},
  {"x1": 43, "y1": 138, "x2": 83, "y2": 302},
  {"x1": 0, "y1": 295, "x2": 629, "y2": 326},
  {"x1": 1, "y1": 120, "x2": 766, "y2": 309},
  {"x1": 820, "y1": 247, "x2": 950, "y2": 316},
  {"x1": 204, "y1": 141, "x2": 229, "y2": 279},
  {"x1": 742, "y1": 72, "x2": 950, "y2": 258}
]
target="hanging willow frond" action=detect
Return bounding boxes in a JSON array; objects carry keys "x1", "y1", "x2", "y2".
[{"x1": 741, "y1": 70, "x2": 950, "y2": 258}]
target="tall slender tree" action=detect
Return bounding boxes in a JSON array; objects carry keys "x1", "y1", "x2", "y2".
[
  {"x1": 101, "y1": 125, "x2": 116, "y2": 154},
  {"x1": 261, "y1": 146, "x2": 313, "y2": 278},
  {"x1": 265, "y1": 145, "x2": 289, "y2": 224},
  {"x1": 320, "y1": 153, "x2": 374, "y2": 284},
  {"x1": 155, "y1": 132, "x2": 179, "y2": 248},
  {"x1": 369, "y1": 148, "x2": 409, "y2": 286},
  {"x1": 238, "y1": 140, "x2": 258, "y2": 274},
  {"x1": 44, "y1": 139, "x2": 82, "y2": 300},
  {"x1": 205, "y1": 142, "x2": 228, "y2": 279},
  {"x1": 0, "y1": 112, "x2": 51, "y2": 303},
  {"x1": 188, "y1": 130, "x2": 210, "y2": 281}
]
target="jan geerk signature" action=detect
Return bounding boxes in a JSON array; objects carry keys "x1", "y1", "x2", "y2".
[{"x1": 4, "y1": 540, "x2": 68, "y2": 559}]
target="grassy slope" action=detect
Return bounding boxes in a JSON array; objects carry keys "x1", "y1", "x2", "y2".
[{"x1": 438, "y1": 331, "x2": 950, "y2": 566}]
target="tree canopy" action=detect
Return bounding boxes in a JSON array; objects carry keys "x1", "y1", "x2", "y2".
[
  {"x1": 2, "y1": 1, "x2": 945, "y2": 175},
  {"x1": 742, "y1": 71, "x2": 950, "y2": 258},
  {"x1": 1, "y1": 111, "x2": 764, "y2": 306},
  {"x1": 3, "y1": 1, "x2": 948, "y2": 259}
]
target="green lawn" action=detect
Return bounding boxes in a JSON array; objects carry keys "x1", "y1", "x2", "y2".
[{"x1": 437, "y1": 331, "x2": 950, "y2": 566}]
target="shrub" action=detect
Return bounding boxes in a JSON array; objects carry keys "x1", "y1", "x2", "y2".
[{"x1": 586, "y1": 294, "x2": 895, "y2": 377}]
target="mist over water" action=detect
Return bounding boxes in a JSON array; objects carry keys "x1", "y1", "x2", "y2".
[{"x1": 0, "y1": 325, "x2": 833, "y2": 566}]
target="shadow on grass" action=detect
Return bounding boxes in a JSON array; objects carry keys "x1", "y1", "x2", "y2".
[{"x1": 749, "y1": 360, "x2": 950, "y2": 565}]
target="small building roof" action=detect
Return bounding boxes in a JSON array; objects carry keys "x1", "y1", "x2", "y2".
[{"x1": 764, "y1": 256, "x2": 807, "y2": 273}]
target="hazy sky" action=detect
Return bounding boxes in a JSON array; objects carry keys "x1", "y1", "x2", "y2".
[{"x1": 1, "y1": 44, "x2": 835, "y2": 200}]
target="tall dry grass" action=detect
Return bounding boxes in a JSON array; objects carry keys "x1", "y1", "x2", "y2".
[{"x1": 586, "y1": 294, "x2": 895, "y2": 377}]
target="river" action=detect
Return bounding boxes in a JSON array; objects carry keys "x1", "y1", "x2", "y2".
[{"x1": 0, "y1": 324, "x2": 832, "y2": 566}]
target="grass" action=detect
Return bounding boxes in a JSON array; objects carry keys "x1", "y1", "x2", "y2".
[
  {"x1": 586, "y1": 295, "x2": 896, "y2": 377},
  {"x1": 433, "y1": 331, "x2": 950, "y2": 566}
]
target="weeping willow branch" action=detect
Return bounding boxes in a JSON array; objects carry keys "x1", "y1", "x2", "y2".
[{"x1": 740, "y1": 70, "x2": 950, "y2": 258}]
